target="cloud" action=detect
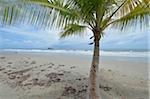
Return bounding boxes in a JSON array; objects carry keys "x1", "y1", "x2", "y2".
[
  {"x1": 23, "y1": 40, "x2": 33, "y2": 44},
  {"x1": 0, "y1": 25, "x2": 61, "y2": 48},
  {"x1": 0, "y1": 24, "x2": 149, "y2": 50},
  {"x1": 100, "y1": 28, "x2": 149, "y2": 50},
  {"x1": 0, "y1": 26, "x2": 59, "y2": 42}
]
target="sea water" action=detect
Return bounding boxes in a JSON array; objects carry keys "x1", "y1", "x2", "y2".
[{"x1": 0, "y1": 48, "x2": 149, "y2": 62}]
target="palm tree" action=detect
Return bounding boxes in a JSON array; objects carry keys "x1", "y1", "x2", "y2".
[{"x1": 0, "y1": 0, "x2": 150, "y2": 99}]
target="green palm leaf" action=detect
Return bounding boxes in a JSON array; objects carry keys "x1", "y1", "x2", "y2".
[
  {"x1": 112, "y1": 5, "x2": 150, "y2": 30},
  {"x1": 60, "y1": 23, "x2": 87, "y2": 38},
  {"x1": 99, "y1": 0, "x2": 149, "y2": 31},
  {"x1": 0, "y1": 0, "x2": 149, "y2": 33}
]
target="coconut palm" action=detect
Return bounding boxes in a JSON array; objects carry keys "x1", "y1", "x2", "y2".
[{"x1": 0, "y1": 0, "x2": 150, "y2": 99}]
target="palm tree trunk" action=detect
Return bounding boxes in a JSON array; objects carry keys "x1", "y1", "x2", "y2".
[{"x1": 88, "y1": 36, "x2": 101, "y2": 99}]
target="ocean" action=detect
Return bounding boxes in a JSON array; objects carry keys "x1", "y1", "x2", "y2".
[{"x1": 0, "y1": 48, "x2": 149, "y2": 62}]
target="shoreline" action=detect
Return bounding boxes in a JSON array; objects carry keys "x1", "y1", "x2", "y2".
[{"x1": 0, "y1": 50, "x2": 148, "y2": 62}]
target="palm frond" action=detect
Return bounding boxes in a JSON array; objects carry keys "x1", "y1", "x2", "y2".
[
  {"x1": 99, "y1": 0, "x2": 149, "y2": 31},
  {"x1": 60, "y1": 24, "x2": 87, "y2": 38},
  {"x1": 23, "y1": 0, "x2": 71, "y2": 14},
  {"x1": 110, "y1": 2, "x2": 150, "y2": 30},
  {"x1": 0, "y1": 0, "x2": 82, "y2": 29},
  {"x1": 0, "y1": 4, "x2": 21, "y2": 26},
  {"x1": 0, "y1": 0, "x2": 149, "y2": 37},
  {"x1": 114, "y1": 0, "x2": 149, "y2": 18}
]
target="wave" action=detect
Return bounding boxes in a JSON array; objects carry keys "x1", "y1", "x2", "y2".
[{"x1": 0, "y1": 49, "x2": 149, "y2": 58}]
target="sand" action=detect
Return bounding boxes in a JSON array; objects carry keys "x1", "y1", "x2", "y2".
[{"x1": 0, "y1": 52, "x2": 149, "y2": 99}]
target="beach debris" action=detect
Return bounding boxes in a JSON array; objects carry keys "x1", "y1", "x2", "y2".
[
  {"x1": 8, "y1": 62, "x2": 13, "y2": 64},
  {"x1": 0, "y1": 68, "x2": 5, "y2": 71},
  {"x1": 17, "y1": 74, "x2": 30, "y2": 82},
  {"x1": 12, "y1": 67, "x2": 17, "y2": 69},
  {"x1": 24, "y1": 61, "x2": 29, "y2": 64},
  {"x1": 31, "y1": 61, "x2": 36, "y2": 64},
  {"x1": 5, "y1": 68, "x2": 32, "y2": 87},
  {"x1": 140, "y1": 81, "x2": 144, "y2": 84},
  {"x1": 3, "y1": 71, "x2": 7, "y2": 74},
  {"x1": 108, "y1": 69, "x2": 112, "y2": 72},
  {"x1": 62, "y1": 70, "x2": 71, "y2": 74},
  {"x1": 39, "y1": 65, "x2": 43, "y2": 67},
  {"x1": 38, "y1": 80, "x2": 46, "y2": 86},
  {"x1": 8, "y1": 67, "x2": 32, "y2": 75},
  {"x1": 76, "y1": 78, "x2": 81, "y2": 81},
  {"x1": 32, "y1": 78, "x2": 39, "y2": 85},
  {"x1": 82, "y1": 77, "x2": 87, "y2": 80},
  {"x1": 59, "y1": 64, "x2": 65, "y2": 67},
  {"x1": 58, "y1": 73, "x2": 64, "y2": 76},
  {"x1": 41, "y1": 69, "x2": 45, "y2": 72},
  {"x1": 8, "y1": 74, "x2": 16, "y2": 79},
  {"x1": 23, "y1": 82, "x2": 32, "y2": 86},
  {"x1": 12, "y1": 73, "x2": 31, "y2": 86},
  {"x1": 8, "y1": 70, "x2": 12, "y2": 72},
  {"x1": 62, "y1": 86, "x2": 76, "y2": 96},
  {"x1": 99, "y1": 84, "x2": 112, "y2": 91},
  {"x1": 70, "y1": 66, "x2": 76, "y2": 69},
  {"x1": 78, "y1": 84, "x2": 88, "y2": 93},
  {"x1": 29, "y1": 78, "x2": 50, "y2": 87},
  {"x1": 0, "y1": 56, "x2": 6, "y2": 59},
  {"x1": 49, "y1": 63, "x2": 54, "y2": 66},
  {"x1": 45, "y1": 72, "x2": 63, "y2": 83},
  {"x1": 6, "y1": 65, "x2": 11, "y2": 67},
  {"x1": 48, "y1": 66, "x2": 52, "y2": 68}
]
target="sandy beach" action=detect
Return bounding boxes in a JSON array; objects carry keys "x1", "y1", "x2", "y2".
[{"x1": 0, "y1": 51, "x2": 149, "y2": 99}]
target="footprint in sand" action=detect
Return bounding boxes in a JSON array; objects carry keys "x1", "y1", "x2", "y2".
[
  {"x1": 3, "y1": 71, "x2": 7, "y2": 74},
  {"x1": 8, "y1": 70, "x2": 12, "y2": 73},
  {"x1": 6, "y1": 65, "x2": 11, "y2": 67},
  {"x1": 8, "y1": 62, "x2": 13, "y2": 64},
  {"x1": 99, "y1": 84, "x2": 112, "y2": 91},
  {"x1": 108, "y1": 69, "x2": 112, "y2": 72},
  {"x1": 12, "y1": 67, "x2": 16, "y2": 69},
  {"x1": 70, "y1": 66, "x2": 76, "y2": 69},
  {"x1": 76, "y1": 78, "x2": 81, "y2": 81},
  {"x1": 24, "y1": 61, "x2": 29, "y2": 64},
  {"x1": 41, "y1": 69, "x2": 45, "y2": 72},
  {"x1": 39, "y1": 65, "x2": 43, "y2": 67},
  {"x1": 8, "y1": 74, "x2": 16, "y2": 79},
  {"x1": 0, "y1": 68, "x2": 5, "y2": 71},
  {"x1": 31, "y1": 61, "x2": 36, "y2": 64},
  {"x1": 62, "y1": 86, "x2": 77, "y2": 96},
  {"x1": 59, "y1": 64, "x2": 65, "y2": 67},
  {"x1": 0, "y1": 57, "x2": 6, "y2": 59},
  {"x1": 48, "y1": 66, "x2": 52, "y2": 68},
  {"x1": 49, "y1": 63, "x2": 54, "y2": 66}
]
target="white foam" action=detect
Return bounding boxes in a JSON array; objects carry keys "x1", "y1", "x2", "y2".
[{"x1": 0, "y1": 49, "x2": 149, "y2": 58}]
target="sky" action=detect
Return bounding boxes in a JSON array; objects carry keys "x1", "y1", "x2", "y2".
[{"x1": 0, "y1": 24, "x2": 149, "y2": 51}]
